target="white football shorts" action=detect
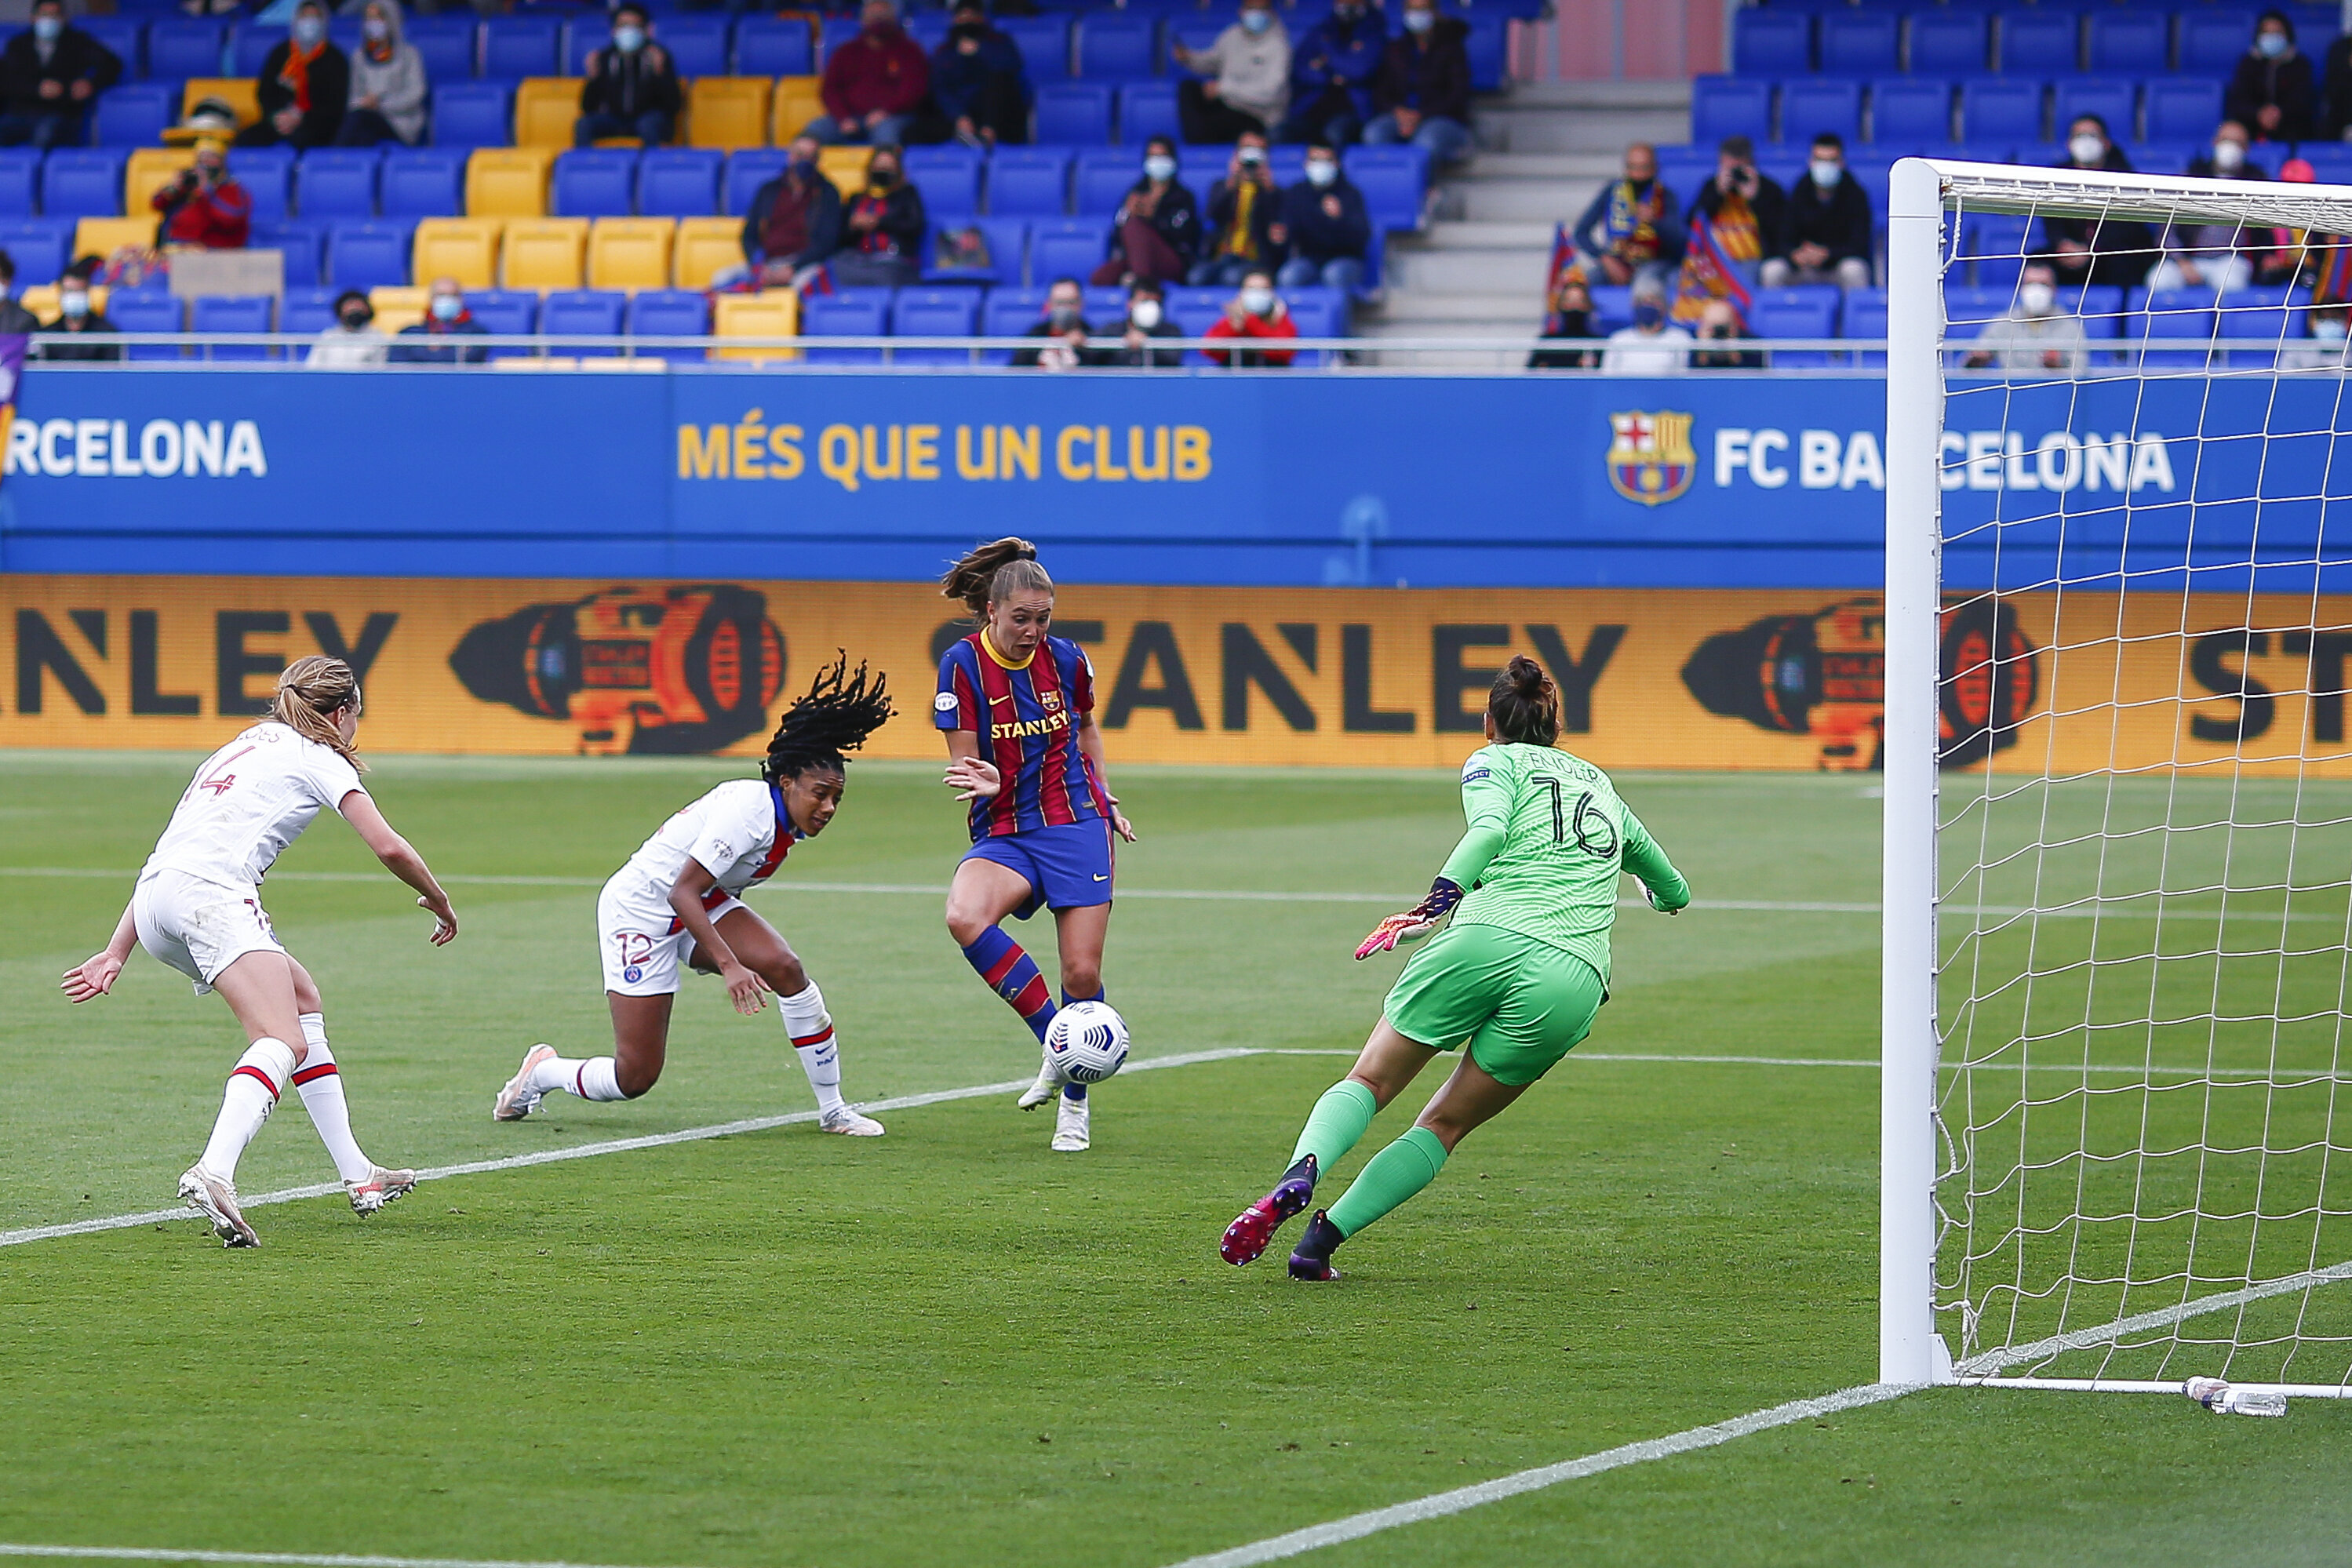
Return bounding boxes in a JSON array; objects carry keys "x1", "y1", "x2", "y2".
[
  {"x1": 133, "y1": 870, "x2": 286, "y2": 995},
  {"x1": 597, "y1": 880, "x2": 746, "y2": 997}
]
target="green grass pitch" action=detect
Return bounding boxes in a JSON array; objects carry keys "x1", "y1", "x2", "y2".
[{"x1": 4, "y1": 751, "x2": 2351, "y2": 1566}]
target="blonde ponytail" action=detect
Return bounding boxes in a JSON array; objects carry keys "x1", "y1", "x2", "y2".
[{"x1": 269, "y1": 654, "x2": 366, "y2": 770}]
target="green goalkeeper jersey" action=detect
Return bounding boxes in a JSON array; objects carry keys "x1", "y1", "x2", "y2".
[{"x1": 1436, "y1": 741, "x2": 1690, "y2": 983}]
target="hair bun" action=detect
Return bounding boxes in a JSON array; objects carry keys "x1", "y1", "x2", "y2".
[{"x1": 1506, "y1": 654, "x2": 1549, "y2": 693}]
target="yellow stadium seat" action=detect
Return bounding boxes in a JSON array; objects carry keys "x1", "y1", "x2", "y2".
[
  {"x1": 587, "y1": 217, "x2": 675, "y2": 292},
  {"x1": 368, "y1": 286, "x2": 428, "y2": 334},
  {"x1": 817, "y1": 145, "x2": 876, "y2": 201},
  {"x1": 770, "y1": 75, "x2": 823, "y2": 145},
  {"x1": 126, "y1": 148, "x2": 196, "y2": 217},
  {"x1": 178, "y1": 78, "x2": 260, "y2": 130},
  {"x1": 686, "y1": 76, "x2": 771, "y2": 151},
  {"x1": 674, "y1": 216, "x2": 745, "y2": 289},
  {"x1": 503, "y1": 216, "x2": 590, "y2": 291},
  {"x1": 513, "y1": 77, "x2": 582, "y2": 150},
  {"x1": 20, "y1": 284, "x2": 110, "y2": 323},
  {"x1": 73, "y1": 216, "x2": 158, "y2": 261},
  {"x1": 465, "y1": 147, "x2": 555, "y2": 219},
  {"x1": 412, "y1": 218, "x2": 504, "y2": 292},
  {"x1": 712, "y1": 289, "x2": 799, "y2": 363}
]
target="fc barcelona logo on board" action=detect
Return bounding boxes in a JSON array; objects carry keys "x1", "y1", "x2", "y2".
[{"x1": 1606, "y1": 409, "x2": 1698, "y2": 506}]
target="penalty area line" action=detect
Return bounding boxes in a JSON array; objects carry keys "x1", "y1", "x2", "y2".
[{"x1": 0, "y1": 1548, "x2": 667, "y2": 1568}]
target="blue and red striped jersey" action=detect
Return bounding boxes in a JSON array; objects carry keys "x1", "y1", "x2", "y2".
[{"x1": 934, "y1": 631, "x2": 1111, "y2": 840}]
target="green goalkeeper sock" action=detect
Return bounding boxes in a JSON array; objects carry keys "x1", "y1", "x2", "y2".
[
  {"x1": 1325, "y1": 1126, "x2": 1448, "y2": 1239},
  {"x1": 1289, "y1": 1079, "x2": 1379, "y2": 1177}
]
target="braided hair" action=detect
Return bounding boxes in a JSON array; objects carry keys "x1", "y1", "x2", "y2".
[{"x1": 761, "y1": 652, "x2": 895, "y2": 785}]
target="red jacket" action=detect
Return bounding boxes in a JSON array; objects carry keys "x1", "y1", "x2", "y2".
[
  {"x1": 1204, "y1": 308, "x2": 1297, "y2": 366},
  {"x1": 154, "y1": 174, "x2": 251, "y2": 250},
  {"x1": 821, "y1": 25, "x2": 929, "y2": 122}
]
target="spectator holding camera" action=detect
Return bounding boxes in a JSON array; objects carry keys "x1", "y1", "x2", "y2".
[
  {"x1": 1192, "y1": 131, "x2": 1283, "y2": 286},
  {"x1": 1273, "y1": 138, "x2": 1370, "y2": 293},
  {"x1": 153, "y1": 136, "x2": 251, "y2": 250},
  {"x1": 1692, "y1": 135, "x2": 1785, "y2": 270},
  {"x1": 1091, "y1": 135, "x2": 1200, "y2": 287},
  {"x1": 0, "y1": 0, "x2": 121, "y2": 151},
  {"x1": 1204, "y1": 269, "x2": 1298, "y2": 366}
]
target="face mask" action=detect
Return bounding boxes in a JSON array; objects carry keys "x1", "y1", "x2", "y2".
[
  {"x1": 864, "y1": 13, "x2": 894, "y2": 34},
  {"x1": 1129, "y1": 299, "x2": 1162, "y2": 329},
  {"x1": 950, "y1": 22, "x2": 984, "y2": 41},
  {"x1": 613, "y1": 25, "x2": 645, "y2": 52},
  {"x1": 1240, "y1": 285, "x2": 1274, "y2": 315},
  {"x1": 292, "y1": 15, "x2": 324, "y2": 45},
  {"x1": 791, "y1": 155, "x2": 818, "y2": 178},
  {"x1": 430, "y1": 294, "x2": 463, "y2": 322},
  {"x1": 1305, "y1": 159, "x2": 1338, "y2": 187},
  {"x1": 1048, "y1": 303, "x2": 1081, "y2": 327},
  {"x1": 2018, "y1": 282, "x2": 2055, "y2": 315},
  {"x1": 1237, "y1": 145, "x2": 1266, "y2": 166},
  {"x1": 1403, "y1": 9, "x2": 1434, "y2": 31},
  {"x1": 31, "y1": 16, "x2": 60, "y2": 42},
  {"x1": 869, "y1": 166, "x2": 896, "y2": 187},
  {"x1": 362, "y1": 17, "x2": 388, "y2": 41},
  {"x1": 1144, "y1": 154, "x2": 1177, "y2": 182},
  {"x1": 2318, "y1": 318, "x2": 2348, "y2": 345},
  {"x1": 2069, "y1": 133, "x2": 2105, "y2": 165},
  {"x1": 340, "y1": 308, "x2": 371, "y2": 329},
  {"x1": 1632, "y1": 301, "x2": 1664, "y2": 329},
  {"x1": 1810, "y1": 159, "x2": 1840, "y2": 188},
  {"x1": 60, "y1": 289, "x2": 86, "y2": 319},
  {"x1": 1240, "y1": 9, "x2": 1272, "y2": 33},
  {"x1": 2258, "y1": 30, "x2": 2288, "y2": 56},
  {"x1": 2212, "y1": 140, "x2": 2245, "y2": 172}
]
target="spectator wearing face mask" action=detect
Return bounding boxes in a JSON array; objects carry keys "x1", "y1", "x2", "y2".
[
  {"x1": 1961, "y1": 263, "x2": 2085, "y2": 375},
  {"x1": 237, "y1": 0, "x2": 348, "y2": 150},
  {"x1": 1192, "y1": 132, "x2": 1283, "y2": 286},
  {"x1": 1600, "y1": 277, "x2": 1690, "y2": 375},
  {"x1": 2041, "y1": 118, "x2": 2155, "y2": 291},
  {"x1": 389, "y1": 276, "x2": 490, "y2": 365},
  {"x1": 1527, "y1": 275, "x2": 1600, "y2": 369},
  {"x1": 929, "y1": 0, "x2": 1028, "y2": 149},
  {"x1": 2284, "y1": 304, "x2": 2352, "y2": 370},
  {"x1": 1761, "y1": 133, "x2": 1870, "y2": 290},
  {"x1": 577, "y1": 4, "x2": 680, "y2": 147},
  {"x1": 335, "y1": 0, "x2": 426, "y2": 148},
  {"x1": 35, "y1": 257, "x2": 117, "y2": 362},
  {"x1": 737, "y1": 133, "x2": 845, "y2": 289},
  {"x1": 1363, "y1": 0, "x2": 1472, "y2": 165},
  {"x1": 0, "y1": 249, "x2": 38, "y2": 334},
  {"x1": 1174, "y1": 0, "x2": 1291, "y2": 145},
  {"x1": 832, "y1": 145, "x2": 925, "y2": 288},
  {"x1": 1280, "y1": 0, "x2": 1384, "y2": 147},
  {"x1": 810, "y1": 0, "x2": 930, "y2": 147},
  {"x1": 2150, "y1": 122, "x2": 2264, "y2": 294},
  {"x1": 1689, "y1": 297, "x2": 1761, "y2": 370},
  {"x1": 1091, "y1": 135, "x2": 1200, "y2": 287},
  {"x1": 1109, "y1": 279, "x2": 1184, "y2": 368},
  {"x1": 1272, "y1": 139, "x2": 1369, "y2": 293},
  {"x1": 153, "y1": 136, "x2": 251, "y2": 249},
  {"x1": 1204, "y1": 270, "x2": 1298, "y2": 366},
  {"x1": 2229, "y1": 10, "x2": 2314, "y2": 143},
  {"x1": 1572, "y1": 141, "x2": 1684, "y2": 291},
  {"x1": 0, "y1": 0, "x2": 121, "y2": 152},
  {"x1": 1013, "y1": 276, "x2": 1100, "y2": 369},
  {"x1": 308, "y1": 288, "x2": 388, "y2": 367}
]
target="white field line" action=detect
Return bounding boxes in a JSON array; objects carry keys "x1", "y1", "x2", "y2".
[
  {"x1": 1954, "y1": 1257, "x2": 2352, "y2": 1376},
  {"x1": 0, "y1": 1047, "x2": 1257, "y2": 1250},
  {"x1": 0, "y1": 1548, "x2": 662, "y2": 1568}
]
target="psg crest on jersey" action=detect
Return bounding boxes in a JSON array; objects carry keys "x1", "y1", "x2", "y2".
[{"x1": 1605, "y1": 409, "x2": 1698, "y2": 507}]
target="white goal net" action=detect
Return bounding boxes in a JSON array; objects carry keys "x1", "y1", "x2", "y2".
[{"x1": 1884, "y1": 158, "x2": 2352, "y2": 1395}]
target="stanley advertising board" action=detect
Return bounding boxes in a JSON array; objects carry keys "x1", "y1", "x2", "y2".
[{"x1": 4, "y1": 576, "x2": 2348, "y2": 776}]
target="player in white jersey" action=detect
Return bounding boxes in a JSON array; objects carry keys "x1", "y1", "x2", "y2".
[
  {"x1": 60, "y1": 656, "x2": 460, "y2": 1249},
  {"x1": 493, "y1": 656, "x2": 894, "y2": 1134}
]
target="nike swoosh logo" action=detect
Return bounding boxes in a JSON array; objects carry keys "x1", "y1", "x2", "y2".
[{"x1": 1094, "y1": 874, "x2": 1109, "y2": 881}]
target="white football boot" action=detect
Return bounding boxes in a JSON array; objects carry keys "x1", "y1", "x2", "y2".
[
  {"x1": 818, "y1": 1105, "x2": 886, "y2": 1137},
  {"x1": 346, "y1": 1166, "x2": 417, "y2": 1216},
  {"x1": 1051, "y1": 1091, "x2": 1091, "y2": 1152},
  {"x1": 179, "y1": 1164, "x2": 259, "y2": 1249},
  {"x1": 1016, "y1": 1053, "x2": 1063, "y2": 1110},
  {"x1": 493, "y1": 1044, "x2": 557, "y2": 1122}
]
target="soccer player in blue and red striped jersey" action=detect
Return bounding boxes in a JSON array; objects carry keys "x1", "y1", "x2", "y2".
[{"x1": 937, "y1": 537, "x2": 1136, "y2": 1153}]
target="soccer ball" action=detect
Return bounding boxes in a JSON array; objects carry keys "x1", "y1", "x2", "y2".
[{"x1": 1046, "y1": 1001, "x2": 1130, "y2": 1084}]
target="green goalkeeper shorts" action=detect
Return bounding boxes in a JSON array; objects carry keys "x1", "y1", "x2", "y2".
[{"x1": 1382, "y1": 921, "x2": 1607, "y2": 1087}]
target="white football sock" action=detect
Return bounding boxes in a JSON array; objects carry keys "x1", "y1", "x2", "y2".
[
  {"x1": 530, "y1": 1054, "x2": 628, "y2": 1102},
  {"x1": 198, "y1": 1037, "x2": 297, "y2": 1181},
  {"x1": 780, "y1": 982, "x2": 847, "y2": 1116},
  {"x1": 293, "y1": 1013, "x2": 372, "y2": 1185}
]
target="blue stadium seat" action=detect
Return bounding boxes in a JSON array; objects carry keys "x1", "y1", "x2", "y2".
[
  {"x1": 1997, "y1": 12, "x2": 2079, "y2": 75},
  {"x1": 650, "y1": 16, "x2": 730, "y2": 78},
  {"x1": 1081, "y1": 283, "x2": 1127, "y2": 322},
  {"x1": 541, "y1": 289, "x2": 624, "y2": 355},
  {"x1": 903, "y1": 146, "x2": 981, "y2": 220},
  {"x1": 723, "y1": 150, "x2": 788, "y2": 215},
  {"x1": 2296, "y1": 145, "x2": 2352, "y2": 183},
  {"x1": 889, "y1": 287, "x2": 980, "y2": 364},
  {"x1": 1819, "y1": 11, "x2": 1897, "y2": 75},
  {"x1": 280, "y1": 286, "x2": 339, "y2": 337},
  {"x1": 1691, "y1": 76, "x2": 1772, "y2": 144},
  {"x1": 228, "y1": 22, "x2": 284, "y2": 77},
  {"x1": 638, "y1": 148, "x2": 723, "y2": 217},
  {"x1": 1750, "y1": 284, "x2": 1840, "y2": 365},
  {"x1": 380, "y1": 149, "x2": 467, "y2": 217},
  {"x1": 2053, "y1": 78, "x2": 2136, "y2": 140},
  {"x1": 1285, "y1": 285, "x2": 1345, "y2": 365},
  {"x1": 1462, "y1": 16, "x2": 1506, "y2": 92},
  {"x1": 144, "y1": 18, "x2": 225, "y2": 82},
  {"x1": 2066, "y1": 283, "x2": 2124, "y2": 340},
  {"x1": 980, "y1": 286, "x2": 1043, "y2": 363},
  {"x1": 1118, "y1": 81, "x2": 1178, "y2": 145},
  {"x1": 2144, "y1": 78, "x2": 2223, "y2": 145},
  {"x1": 1035, "y1": 82, "x2": 1114, "y2": 145},
  {"x1": 108, "y1": 287, "x2": 183, "y2": 360},
  {"x1": 2179, "y1": 10, "x2": 2255, "y2": 75},
  {"x1": 1001, "y1": 16, "x2": 1072, "y2": 83},
  {"x1": 1960, "y1": 209, "x2": 2032, "y2": 286},
  {"x1": 469, "y1": 288, "x2": 538, "y2": 357},
  {"x1": 561, "y1": 17, "x2": 604, "y2": 76},
  {"x1": 1870, "y1": 78, "x2": 1952, "y2": 144},
  {"x1": 482, "y1": 14, "x2": 562, "y2": 79},
  {"x1": 93, "y1": 84, "x2": 174, "y2": 147},
  {"x1": 2292, "y1": 2, "x2": 2341, "y2": 47},
  {"x1": 407, "y1": 16, "x2": 479, "y2": 81},
  {"x1": 905, "y1": 13, "x2": 949, "y2": 54},
  {"x1": 1079, "y1": 14, "x2": 1156, "y2": 79},
  {"x1": 1844, "y1": 285, "x2": 1888, "y2": 366},
  {"x1": 734, "y1": 16, "x2": 814, "y2": 75},
  {"x1": 297, "y1": 150, "x2": 381, "y2": 220},
  {"x1": 80, "y1": 16, "x2": 144, "y2": 77},
  {"x1": 628, "y1": 288, "x2": 709, "y2": 362},
  {"x1": 2087, "y1": 12, "x2": 2168, "y2": 75},
  {"x1": 1029, "y1": 218, "x2": 1102, "y2": 282},
  {"x1": 1344, "y1": 145, "x2": 1427, "y2": 232},
  {"x1": 326, "y1": 220, "x2": 415, "y2": 289},
  {"x1": 988, "y1": 147, "x2": 1072, "y2": 216},
  {"x1": 551, "y1": 149, "x2": 639, "y2": 218},
  {"x1": 1166, "y1": 20, "x2": 1225, "y2": 77},
  {"x1": 228, "y1": 145, "x2": 293, "y2": 222},
  {"x1": 0, "y1": 150, "x2": 38, "y2": 217},
  {"x1": 1779, "y1": 78, "x2": 1860, "y2": 144},
  {"x1": 41, "y1": 150, "x2": 126, "y2": 220},
  {"x1": 2217, "y1": 289, "x2": 2310, "y2": 368},
  {"x1": 0, "y1": 219, "x2": 71, "y2": 283},
  {"x1": 922, "y1": 215, "x2": 1025, "y2": 284},
  {"x1": 431, "y1": 82, "x2": 513, "y2": 149},
  {"x1": 817, "y1": 14, "x2": 861, "y2": 67},
  {"x1": 1655, "y1": 145, "x2": 1714, "y2": 215},
  {"x1": 1906, "y1": 11, "x2": 1989, "y2": 77},
  {"x1": 1074, "y1": 150, "x2": 1141, "y2": 217},
  {"x1": 249, "y1": 220, "x2": 324, "y2": 286},
  {"x1": 191, "y1": 293, "x2": 275, "y2": 361},
  {"x1": 803, "y1": 291, "x2": 889, "y2": 363},
  {"x1": 1733, "y1": 9, "x2": 1810, "y2": 76},
  {"x1": 1961, "y1": 79, "x2": 2042, "y2": 144},
  {"x1": 2130, "y1": 288, "x2": 2215, "y2": 368}
]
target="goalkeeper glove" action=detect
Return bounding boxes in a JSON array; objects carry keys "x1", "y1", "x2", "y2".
[
  {"x1": 1355, "y1": 878, "x2": 1465, "y2": 960},
  {"x1": 1643, "y1": 883, "x2": 1686, "y2": 915}
]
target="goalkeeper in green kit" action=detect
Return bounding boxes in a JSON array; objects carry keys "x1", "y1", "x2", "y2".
[{"x1": 1219, "y1": 656, "x2": 1691, "y2": 1280}]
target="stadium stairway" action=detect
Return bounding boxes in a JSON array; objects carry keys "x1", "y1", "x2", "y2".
[{"x1": 1367, "y1": 80, "x2": 1688, "y2": 365}]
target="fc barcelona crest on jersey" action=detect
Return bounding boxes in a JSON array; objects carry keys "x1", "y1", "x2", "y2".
[{"x1": 1606, "y1": 409, "x2": 1698, "y2": 506}]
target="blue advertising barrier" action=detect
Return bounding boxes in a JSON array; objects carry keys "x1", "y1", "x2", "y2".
[{"x1": 3, "y1": 366, "x2": 2349, "y2": 592}]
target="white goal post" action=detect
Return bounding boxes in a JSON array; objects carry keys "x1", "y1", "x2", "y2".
[{"x1": 1882, "y1": 157, "x2": 2352, "y2": 1397}]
